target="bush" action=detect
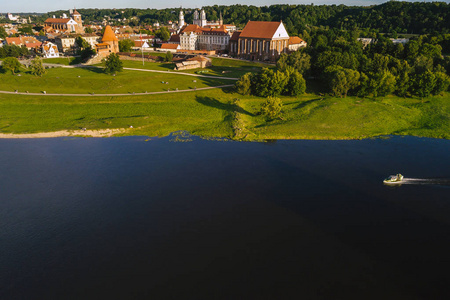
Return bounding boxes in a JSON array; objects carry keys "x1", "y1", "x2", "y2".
[{"x1": 260, "y1": 97, "x2": 283, "y2": 120}]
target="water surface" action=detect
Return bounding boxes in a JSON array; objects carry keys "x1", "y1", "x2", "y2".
[{"x1": 1, "y1": 135, "x2": 449, "y2": 299}]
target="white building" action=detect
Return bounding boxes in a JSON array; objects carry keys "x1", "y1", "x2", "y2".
[{"x1": 42, "y1": 41, "x2": 60, "y2": 58}]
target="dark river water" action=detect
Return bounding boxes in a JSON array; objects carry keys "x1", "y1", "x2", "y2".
[{"x1": 0, "y1": 135, "x2": 449, "y2": 299}]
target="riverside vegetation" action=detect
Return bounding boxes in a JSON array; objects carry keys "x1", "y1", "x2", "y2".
[{"x1": 0, "y1": 57, "x2": 448, "y2": 140}]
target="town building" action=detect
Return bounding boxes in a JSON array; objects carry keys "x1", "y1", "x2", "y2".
[
  {"x1": 55, "y1": 34, "x2": 100, "y2": 53},
  {"x1": 5, "y1": 36, "x2": 42, "y2": 50},
  {"x1": 288, "y1": 36, "x2": 307, "y2": 52},
  {"x1": 159, "y1": 43, "x2": 180, "y2": 53},
  {"x1": 179, "y1": 24, "x2": 230, "y2": 52},
  {"x1": 230, "y1": 21, "x2": 290, "y2": 61},
  {"x1": 42, "y1": 41, "x2": 59, "y2": 58}
]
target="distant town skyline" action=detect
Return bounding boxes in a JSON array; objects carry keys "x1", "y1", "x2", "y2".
[{"x1": 1, "y1": 0, "x2": 425, "y2": 14}]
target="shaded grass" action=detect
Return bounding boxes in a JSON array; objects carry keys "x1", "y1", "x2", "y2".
[
  {"x1": 43, "y1": 57, "x2": 82, "y2": 65},
  {"x1": 0, "y1": 87, "x2": 448, "y2": 140}
]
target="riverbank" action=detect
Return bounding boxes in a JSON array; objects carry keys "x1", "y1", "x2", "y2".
[
  {"x1": 0, "y1": 128, "x2": 126, "y2": 139},
  {"x1": 1, "y1": 88, "x2": 448, "y2": 140}
]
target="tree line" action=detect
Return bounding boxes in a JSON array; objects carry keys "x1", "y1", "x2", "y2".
[
  {"x1": 236, "y1": 28, "x2": 450, "y2": 99},
  {"x1": 35, "y1": 2, "x2": 450, "y2": 35}
]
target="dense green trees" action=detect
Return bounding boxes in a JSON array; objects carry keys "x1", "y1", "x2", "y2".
[
  {"x1": 119, "y1": 39, "x2": 134, "y2": 52},
  {"x1": 236, "y1": 66, "x2": 306, "y2": 98},
  {"x1": 40, "y1": 2, "x2": 449, "y2": 35},
  {"x1": 0, "y1": 45, "x2": 29, "y2": 58}
]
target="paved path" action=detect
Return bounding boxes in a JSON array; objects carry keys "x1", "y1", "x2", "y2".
[{"x1": 0, "y1": 85, "x2": 234, "y2": 97}]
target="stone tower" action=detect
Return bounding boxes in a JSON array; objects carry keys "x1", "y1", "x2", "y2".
[{"x1": 71, "y1": 9, "x2": 84, "y2": 34}]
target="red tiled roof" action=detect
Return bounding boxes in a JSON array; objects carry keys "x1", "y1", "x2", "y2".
[
  {"x1": 181, "y1": 24, "x2": 201, "y2": 34},
  {"x1": 169, "y1": 34, "x2": 180, "y2": 43},
  {"x1": 134, "y1": 40, "x2": 149, "y2": 47},
  {"x1": 289, "y1": 36, "x2": 305, "y2": 44},
  {"x1": 6, "y1": 37, "x2": 22, "y2": 45},
  {"x1": 45, "y1": 18, "x2": 71, "y2": 24},
  {"x1": 230, "y1": 31, "x2": 241, "y2": 41},
  {"x1": 25, "y1": 42, "x2": 42, "y2": 48},
  {"x1": 240, "y1": 21, "x2": 282, "y2": 39},
  {"x1": 161, "y1": 43, "x2": 179, "y2": 49}
]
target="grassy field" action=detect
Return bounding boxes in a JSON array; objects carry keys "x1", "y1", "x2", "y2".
[
  {"x1": 43, "y1": 57, "x2": 82, "y2": 65},
  {"x1": 0, "y1": 66, "x2": 235, "y2": 94},
  {"x1": 0, "y1": 75, "x2": 448, "y2": 140}
]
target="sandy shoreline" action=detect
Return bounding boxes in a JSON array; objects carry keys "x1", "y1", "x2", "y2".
[{"x1": 0, "y1": 128, "x2": 126, "y2": 139}]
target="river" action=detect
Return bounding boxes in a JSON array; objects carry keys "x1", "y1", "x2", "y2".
[{"x1": 1, "y1": 135, "x2": 449, "y2": 299}]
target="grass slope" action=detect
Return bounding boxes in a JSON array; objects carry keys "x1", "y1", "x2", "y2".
[{"x1": 0, "y1": 82, "x2": 448, "y2": 139}]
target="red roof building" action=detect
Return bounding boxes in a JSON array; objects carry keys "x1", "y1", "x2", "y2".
[{"x1": 231, "y1": 21, "x2": 290, "y2": 61}]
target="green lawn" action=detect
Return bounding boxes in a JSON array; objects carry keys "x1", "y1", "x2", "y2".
[
  {"x1": 119, "y1": 58, "x2": 268, "y2": 78},
  {"x1": 43, "y1": 57, "x2": 82, "y2": 65},
  {"x1": 0, "y1": 77, "x2": 448, "y2": 140},
  {"x1": 0, "y1": 67, "x2": 235, "y2": 94}
]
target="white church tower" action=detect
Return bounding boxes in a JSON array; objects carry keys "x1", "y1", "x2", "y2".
[
  {"x1": 200, "y1": 9, "x2": 207, "y2": 27},
  {"x1": 179, "y1": 9, "x2": 185, "y2": 29}
]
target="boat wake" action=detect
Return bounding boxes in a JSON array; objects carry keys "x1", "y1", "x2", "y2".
[{"x1": 397, "y1": 178, "x2": 450, "y2": 186}]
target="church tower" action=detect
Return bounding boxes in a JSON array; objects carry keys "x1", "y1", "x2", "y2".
[
  {"x1": 179, "y1": 9, "x2": 185, "y2": 29},
  {"x1": 219, "y1": 11, "x2": 223, "y2": 26},
  {"x1": 193, "y1": 10, "x2": 199, "y2": 26},
  {"x1": 200, "y1": 9, "x2": 207, "y2": 27},
  {"x1": 70, "y1": 9, "x2": 84, "y2": 34}
]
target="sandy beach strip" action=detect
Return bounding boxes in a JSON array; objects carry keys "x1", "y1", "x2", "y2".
[{"x1": 0, "y1": 128, "x2": 126, "y2": 139}]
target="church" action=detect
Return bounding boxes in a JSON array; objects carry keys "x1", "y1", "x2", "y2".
[
  {"x1": 44, "y1": 9, "x2": 84, "y2": 34},
  {"x1": 229, "y1": 21, "x2": 291, "y2": 61}
]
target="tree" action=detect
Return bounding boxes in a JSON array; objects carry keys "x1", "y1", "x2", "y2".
[
  {"x1": 80, "y1": 46, "x2": 96, "y2": 62},
  {"x1": 413, "y1": 70, "x2": 436, "y2": 99},
  {"x1": 85, "y1": 27, "x2": 94, "y2": 34},
  {"x1": 2, "y1": 57, "x2": 22, "y2": 75},
  {"x1": 260, "y1": 97, "x2": 283, "y2": 120},
  {"x1": 0, "y1": 27, "x2": 6, "y2": 39},
  {"x1": 324, "y1": 65, "x2": 360, "y2": 97},
  {"x1": 75, "y1": 36, "x2": 90, "y2": 49},
  {"x1": 235, "y1": 72, "x2": 253, "y2": 95},
  {"x1": 286, "y1": 70, "x2": 306, "y2": 96},
  {"x1": 156, "y1": 27, "x2": 170, "y2": 42},
  {"x1": 164, "y1": 51, "x2": 173, "y2": 62},
  {"x1": 119, "y1": 39, "x2": 134, "y2": 52},
  {"x1": 277, "y1": 51, "x2": 311, "y2": 74},
  {"x1": 29, "y1": 56, "x2": 46, "y2": 77},
  {"x1": 103, "y1": 53, "x2": 123, "y2": 75},
  {"x1": 432, "y1": 72, "x2": 450, "y2": 95}
]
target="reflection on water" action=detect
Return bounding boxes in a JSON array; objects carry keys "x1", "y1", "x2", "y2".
[
  {"x1": 401, "y1": 178, "x2": 450, "y2": 185},
  {"x1": 0, "y1": 135, "x2": 449, "y2": 299}
]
